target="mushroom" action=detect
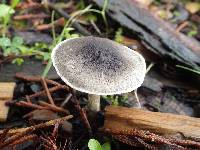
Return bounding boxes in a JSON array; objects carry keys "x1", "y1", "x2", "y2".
[{"x1": 51, "y1": 36, "x2": 146, "y2": 113}]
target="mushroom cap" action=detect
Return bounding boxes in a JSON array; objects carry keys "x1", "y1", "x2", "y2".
[{"x1": 51, "y1": 36, "x2": 146, "y2": 95}]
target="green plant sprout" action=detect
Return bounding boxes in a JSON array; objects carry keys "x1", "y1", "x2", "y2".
[
  {"x1": 63, "y1": 1, "x2": 108, "y2": 34},
  {"x1": 102, "y1": 95, "x2": 119, "y2": 106},
  {"x1": 0, "y1": 4, "x2": 14, "y2": 37},
  {"x1": 0, "y1": 36, "x2": 23, "y2": 56},
  {"x1": 75, "y1": 0, "x2": 86, "y2": 10},
  {"x1": 0, "y1": 33, "x2": 52, "y2": 62},
  {"x1": 102, "y1": 95, "x2": 128, "y2": 106},
  {"x1": 42, "y1": 0, "x2": 109, "y2": 77},
  {"x1": 0, "y1": 0, "x2": 20, "y2": 37},
  {"x1": 187, "y1": 30, "x2": 198, "y2": 37},
  {"x1": 73, "y1": 0, "x2": 109, "y2": 32},
  {"x1": 11, "y1": 0, "x2": 21, "y2": 8},
  {"x1": 41, "y1": 8, "x2": 83, "y2": 77},
  {"x1": 187, "y1": 23, "x2": 198, "y2": 37},
  {"x1": 88, "y1": 139, "x2": 111, "y2": 150},
  {"x1": 0, "y1": 35, "x2": 53, "y2": 65},
  {"x1": 114, "y1": 28, "x2": 123, "y2": 43},
  {"x1": 101, "y1": 0, "x2": 109, "y2": 33}
]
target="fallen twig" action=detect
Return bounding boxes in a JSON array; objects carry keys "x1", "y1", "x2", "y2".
[
  {"x1": 71, "y1": 89, "x2": 92, "y2": 136},
  {"x1": 45, "y1": 2, "x2": 91, "y2": 36},
  {"x1": 15, "y1": 73, "x2": 61, "y2": 86},
  {"x1": 113, "y1": 135, "x2": 158, "y2": 150},
  {"x1": 28, "y1": 85, "x2": 68, "y2": 99},
  {"x1": 8, "y1": 134, "x2": 38, "y2": 148},
  {"x1": 16, "y1": 73, "x2": 69, "y2": 101},
  {"x1": 7, "y1": 100, "x2": 69, "y2": 114},
  {"x1": 176, "y1": 21, "x2": 189, "y2": 33},
  {"x1": 39, "y1": 101, "x2": 69, "y2": 114},
  {"x1": 60, "y1": 93, "x2": 72, "y2": 107},
  {"x1": 36, "y1": 17, "x2": 65, "y2": 31},
  {"x1": 41, "y1": 78, "x2": 55, "y2": 105},
  {"x1": 106, "y1": 129, "x2": 199, "y2": 149},
  {"x1": 16, "y1": 1, "x2": 42, "y2": 9},
  {"x1": 40, "y1": 123, "x2": 59, "y2": 150},
  {"x1": 0, "y1": 115, "x2": 73, "y2": 148},
  {"x1": 8, "y1": 101, "x2": 47, "y2": 110},
  {"x1": 0, "y1": 115, "x2": 73, "y2": 135},
  {"x1": 14, "y1": 13, "x2": 49, "y2": 20}
]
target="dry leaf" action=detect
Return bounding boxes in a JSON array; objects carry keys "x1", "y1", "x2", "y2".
[
  {"x1": 135, "y1": 0, "x2": 153, "y2": 6},
  {"x1": 185, "y1": 2, "x2": 200, "y2": 14},
  {"x1": 26, "y1": 109, "x2": 59, "y2": 121}
]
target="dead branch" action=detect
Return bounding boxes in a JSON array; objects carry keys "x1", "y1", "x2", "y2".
[
  {"x1": 15, "y1": 73, "x2": 61, "y2": 86},
  {"x1": 38, "y1": 101, "x2": 69, "y2": 114},
  {"x1": 7, "y1": 100, "x2": 69, "y2": 114},
  {"x1": 0, "y1": 115, "x2": 73, "y2": 135},
  {"x1": 14, "y1": 13, "x2": 49, "y2": 20},
  {"x1": 102, "y1": 106, "x2": 200, "y2": 149},
  {"x1": 11, "y1": 101, "x2": 47, "y2": 110},
  {"x1": 41, "y1": 78, "x2": 55, "y2": 105},
  {"x1": 8, "y1": 134, "x2": 37, "y2": 148},
  {"x1": 27, "y1": 85, "x2": 67, "y2": 99},
  {"x1": 0, "y1": 115, "x2": 73, "y2": 148},
  {"x1": 36, "y1": 17, "x2": 65, "y2": 31}
]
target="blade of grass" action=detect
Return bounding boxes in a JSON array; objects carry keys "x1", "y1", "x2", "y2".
[{"x1": 176, "y1": 65, "x2": 200, "y2": 75}]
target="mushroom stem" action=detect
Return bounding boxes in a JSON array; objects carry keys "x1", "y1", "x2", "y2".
[{"x1": 87, "y1": 94, "x2": 100, "y2": 112}]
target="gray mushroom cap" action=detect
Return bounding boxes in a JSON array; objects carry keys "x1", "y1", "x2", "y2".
[{"x1": 51, "y1": 36, "x2": 146, "y2": 95}]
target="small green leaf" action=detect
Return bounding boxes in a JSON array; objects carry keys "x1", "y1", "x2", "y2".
[
  {"x1": 102, "y1": 142, "x2": 111, "y2": 150},
  {"x1": 0, "y1": 37, "x2": 11, "y2": 47},
  {"x1": 173, "y1": 11, "x2": 180, "y2": 17},
  {"x1": 70, "y1": 34, "x2": 80, "y2": 38},
  {"x1": 85, "y1": 13, "x2": 97, "y2": 22},
  {"x1": 187, "y1": 30, "x2": 197, "y2": 37},
  {"x1": 34, "y1": 43, "x2": 48, "y2": 49},
  {"x1": 88, "y1": 139, "x2": 102, "y2": 150},
  {"x1": 43, "y1": 52, "x2": 50, "y2": 61},
  {"x1": 0, "y1": 4, "x2": 14, "y2": 17},
  {"x1": 10, "y1": 46, "x2": 20, "y2": 54},
  {"x1": 115, "y1": 28, "x2": 123, "y2": 43},
  {"x1": 11, "y1": 0, "x2": 21, "y2": 8},
  {"x1": 76, "y1": 0, "x2": 85, "y2": 10},
  {"x1": 3, "y1": 47, "x2": 12, "y2": 56},
  {"x1": 18, "y1": 45, "x2": 29, "y2": 54},
  {"x1": 12, "y1": 36, "x2": 23, "y2": 47},
  {"x1": 35, "y1": 55, "x2": 43, "y2": 60},
  {"x1": 12, "y1": 58, "x2": 24, "y2": 65}
]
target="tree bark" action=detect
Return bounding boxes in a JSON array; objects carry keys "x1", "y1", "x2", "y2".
[{"x1": 93, "y1": 0, "x2": 200, "y2": 71}]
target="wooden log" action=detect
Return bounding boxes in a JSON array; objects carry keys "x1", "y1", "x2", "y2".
[
  {"x1": 0, "y1": 83, "x2": 16, "y2": 100},
  {"x1": 0, "y1": 82, "x2": 16, "y2": 122},
  {"x1": 92, "y1": 0, "x2": 200, "y2": 71},
  {"x1": 103, "y1": 106, "x2": 200, "y2": 139}
]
